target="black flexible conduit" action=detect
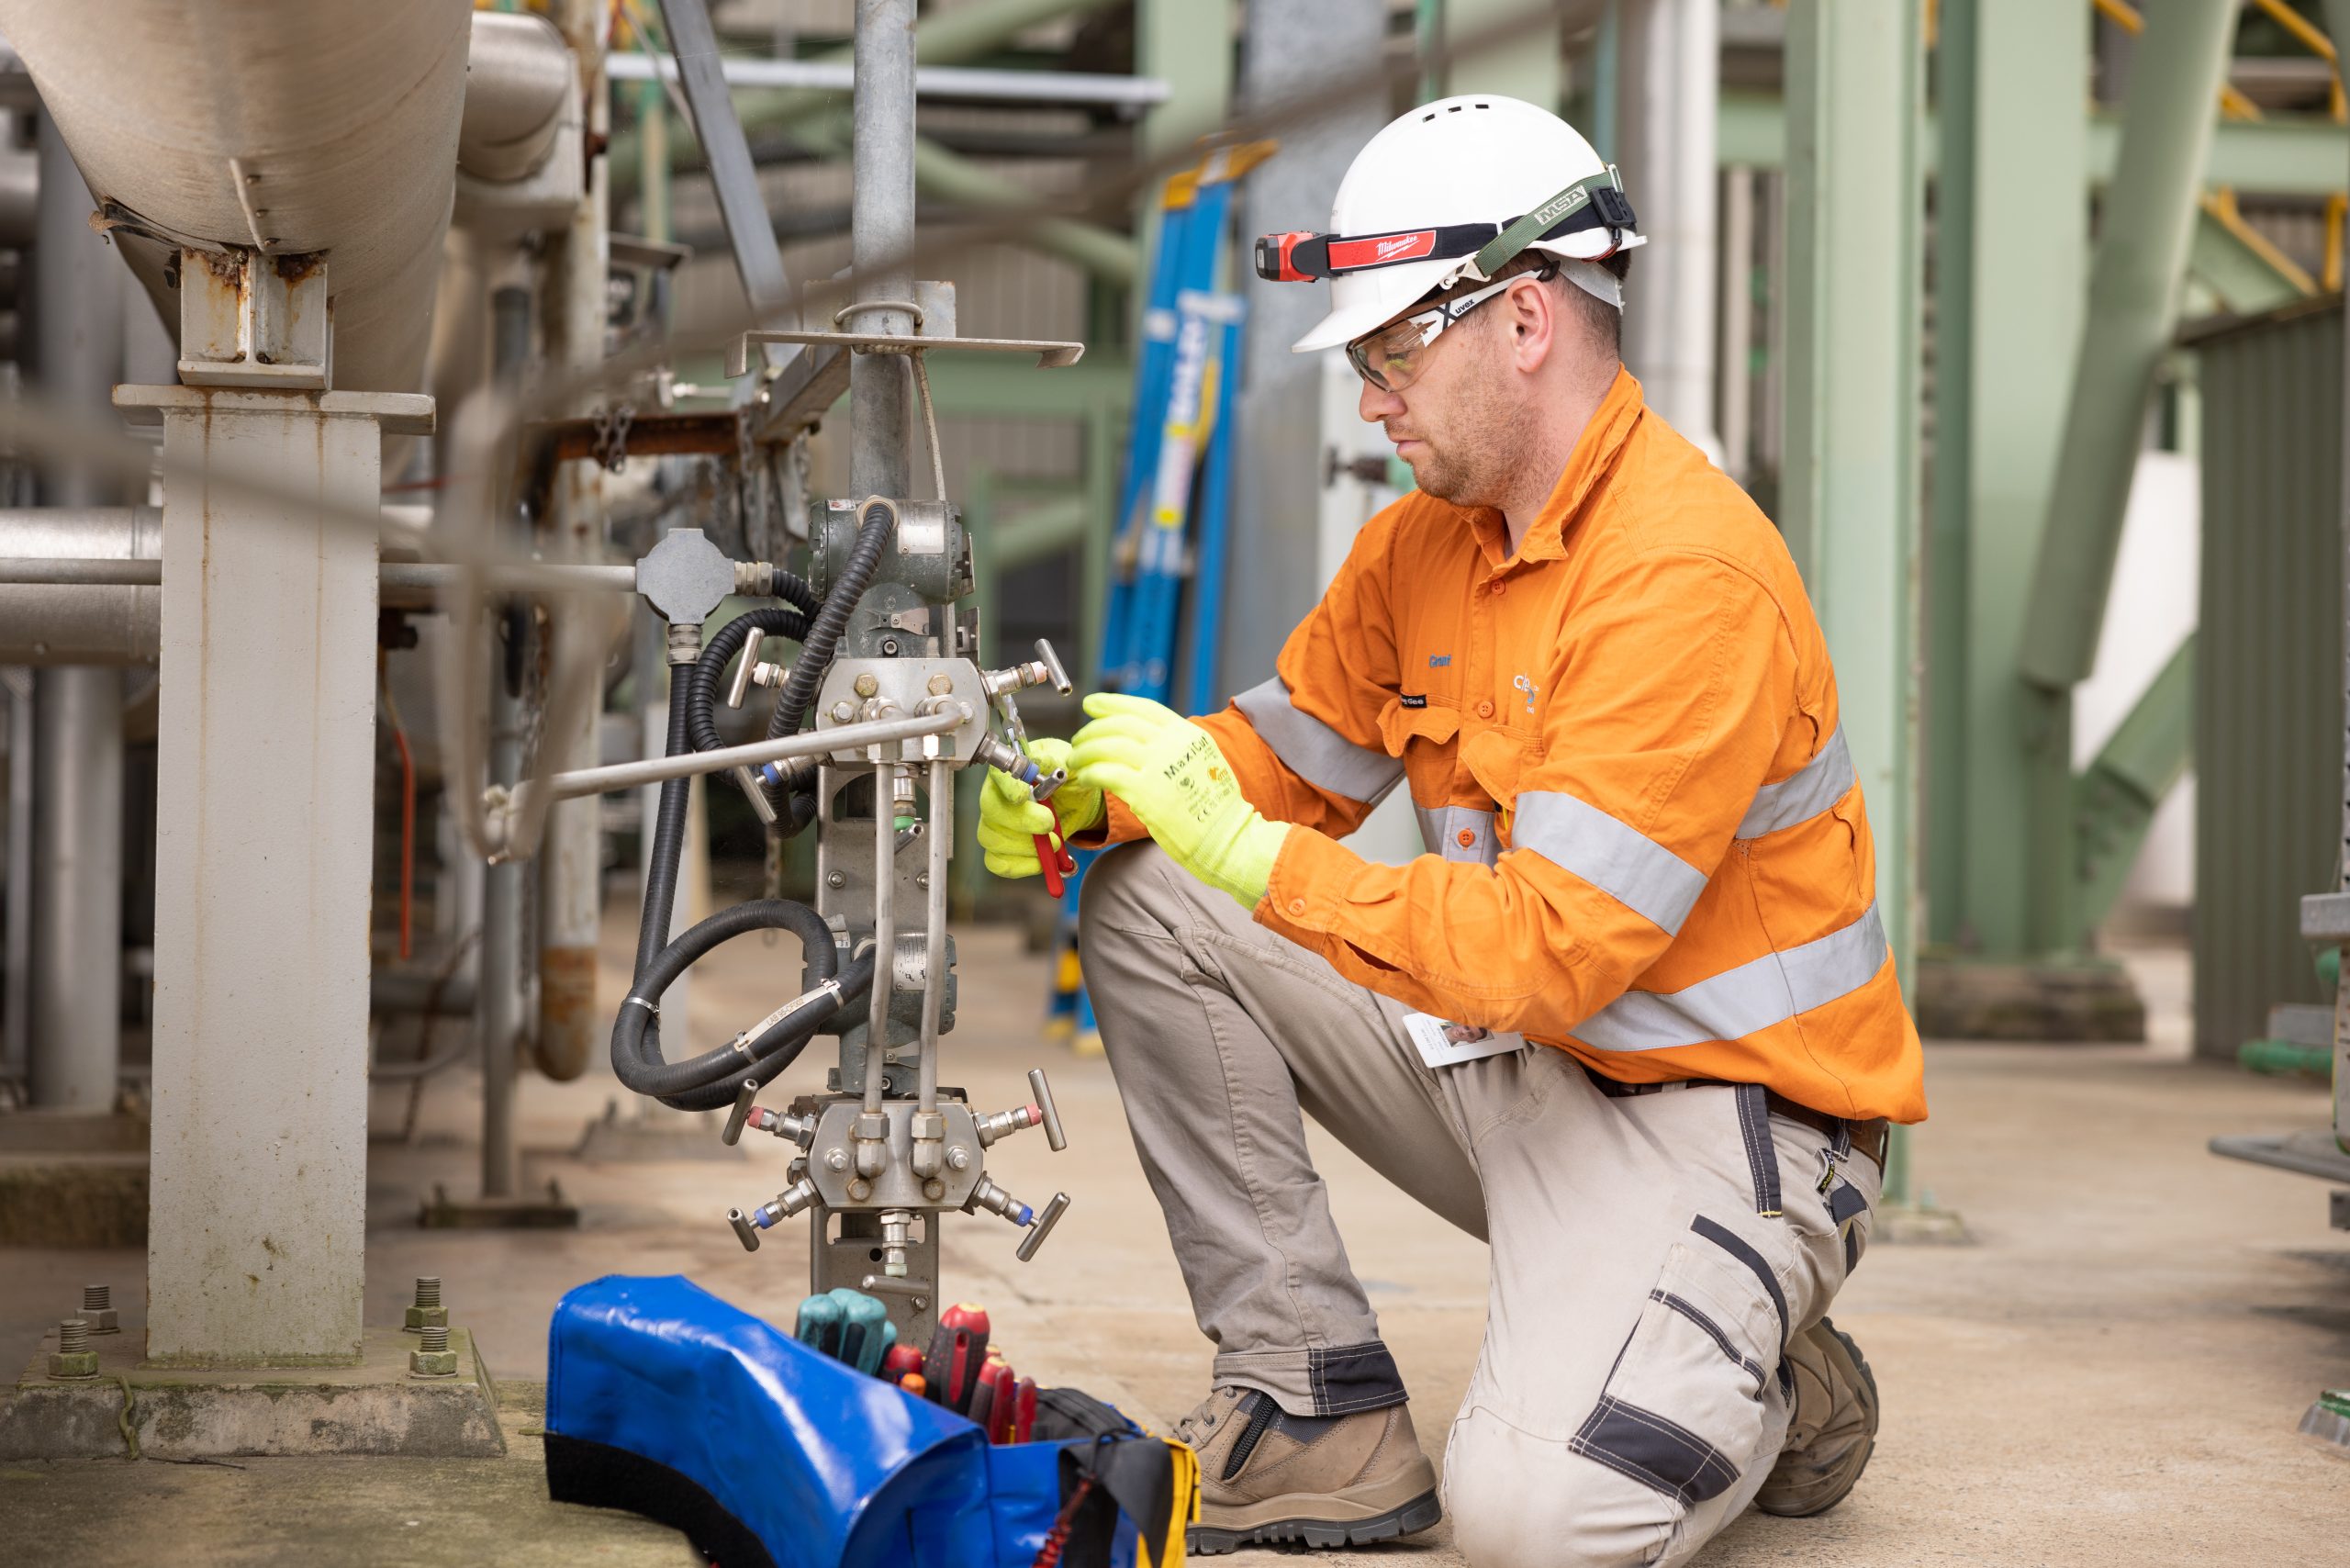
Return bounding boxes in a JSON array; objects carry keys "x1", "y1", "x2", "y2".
[
  {"x1": 760, "y1": 499, "x2": 898, "y2": 829},
  {"x1": 613, "y1": 528, "x2": 888, "y2": 1108}
]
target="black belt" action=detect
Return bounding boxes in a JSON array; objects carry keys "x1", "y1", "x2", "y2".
[{"x1": 1593, "y1": 1075, "x2": 1889, "y2": 1170}]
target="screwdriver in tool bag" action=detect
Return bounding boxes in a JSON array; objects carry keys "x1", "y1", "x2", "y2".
[
  {"x1": 880, "y1": 1342, "x2": 924, "y2": 1383},
  {"x1": 923, "y1": 1303, "x2": 990, "y2": 1413},
  {"x1": 1011, "y1": 1378, "x2": 1037, "y2": 1444},
  {"x1": 969, "y1": 1358, "x2": 1009, "y2": 1438}
]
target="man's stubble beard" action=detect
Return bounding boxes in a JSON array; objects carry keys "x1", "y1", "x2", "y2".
[{"x1": 1405, "y1": 345, "x2": 1536, "y2": 510}]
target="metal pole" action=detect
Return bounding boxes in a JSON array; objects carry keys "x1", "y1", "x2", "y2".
[
  {"x1": 538, "y1": 0, "x2": 613, "y2": 1083},
  {"x1": 1617, "y1": 0, "x2": 1722, "y2": 459},
  {"x1": 2, "y1": 673, "x2": 29, "y2": 1090},
  {"x1": 478, "y1": 284, "x2": 535, "y2": 1200},
  {"x1": 27, "y1": 102, "x2": 125, "y2": 1114},
  {"x1": 849, "y1": 0, "x2": 916, "y2": 502}
]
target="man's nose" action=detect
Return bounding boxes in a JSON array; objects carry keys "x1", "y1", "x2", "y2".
[{"x1": 1358, "y1": 376, "x2": 1404, "y2": 423}]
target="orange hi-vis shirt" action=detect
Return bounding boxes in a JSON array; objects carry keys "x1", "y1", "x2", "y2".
[{"x1": 1095, "y1": 367, "x2": 1926, "y2": 1125}]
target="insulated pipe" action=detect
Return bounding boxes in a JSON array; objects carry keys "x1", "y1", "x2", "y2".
[
  {"x1": 0, "y1": 507, "x2": 162, "y2": 666},
  {"x1": 0, "y1": 0, "x2": 473, "y2": 397},
  {"x1": 460, "y1": 12, "x2": 573, "y2": 183}
]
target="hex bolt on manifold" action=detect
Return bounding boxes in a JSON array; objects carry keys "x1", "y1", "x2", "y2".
[
  {"x1": 80, "y1": 1284, "x2": 118, "y2": 1335},
  {"x1": 47, "y1": 1317, "x2": 98, "y2": 1381},
  {"x1": 408, "y1": 1325, "x2": 458, "y2": 1379},
  {"x1": 405, "y1": 1275, "x2": 448, "y2": 1333}
]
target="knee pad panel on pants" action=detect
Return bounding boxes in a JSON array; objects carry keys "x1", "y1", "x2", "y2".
[{"x1": 1444, "y1": 1408, "x2": 1673, "y2": 1568}]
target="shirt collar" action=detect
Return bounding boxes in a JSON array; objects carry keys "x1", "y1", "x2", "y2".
[{"x1": 1462, "y1": 364, "x2": 1647, "y2": 568}]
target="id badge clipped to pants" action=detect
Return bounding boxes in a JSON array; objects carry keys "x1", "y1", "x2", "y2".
[{"x1": 1402, "y1": 1011, "x2": 1524, "y2": 1071}]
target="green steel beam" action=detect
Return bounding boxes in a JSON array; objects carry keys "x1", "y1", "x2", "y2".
[
  {"x1": 2074, "y1": 633, "x2": 2195, "y2": 933},
  {"x1": 1718, "y1": 89, "x2": 2347, "y2": 198},
  {"x1": 1447, "y1": 0, "x2": 1567, "y2": 110},
  {"x1": 919, "y1": 353, "x2": 1133, "y2": 419},
  {"x1": 1779, "y1": 0, "x2": 1923, "y2": 980},
  {"x1": 2020, "y1": 2, "x2": 2237, "y2": 698},
  {"x1": 2189, "y1": 204, "x2": 2314, "y2": 314},
  {"x1": 1937, "y1": 0, "x2": 2089, "y2": 960}
]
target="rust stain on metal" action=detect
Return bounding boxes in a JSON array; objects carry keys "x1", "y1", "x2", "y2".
[{"x1": 534, "y1": 946, "x2": 599, "y2": 1081}]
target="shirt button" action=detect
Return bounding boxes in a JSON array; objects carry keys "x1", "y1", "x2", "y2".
[
  {"x1": 1491, "y1": 579, "x2": 1506, "y2": 597},
  {"x1": 1455, "y1": 828, "x2": 1477, "y2": 849},
  {"x1": 1287, "y1": 897, "x2": 1306, "y2": 916},
  {"x1": 1476, "y1": 699, "x2": 1495, "y2": 720}
]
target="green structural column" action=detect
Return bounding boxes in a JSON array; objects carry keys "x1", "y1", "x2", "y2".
[
  {"x1": 2016, "y1": 0, "x2": 2235, "y2": 955},
  {"x1": 1931, "y1": 0, "x2": 2089, "y2": 959},
  {"x1": 1445, "y1": 0, "x2": 1566, "y2": 110},
  {"x1": 1779, "y1": 0, "x2": 1923, "y2": 983}
]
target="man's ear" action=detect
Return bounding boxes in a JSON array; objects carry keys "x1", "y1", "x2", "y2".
[{"x1": 1505, "y1": 277, "x2": 1557, "y2": 373}]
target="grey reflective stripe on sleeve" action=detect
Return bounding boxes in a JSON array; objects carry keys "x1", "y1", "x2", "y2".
[
  {"x1": 1569, "y1": 904, "x2": 1889, "y2": 1053},
  {"x1": 1512, "y1": 790, "x2": 1709, "y2": 935},
  {"x1": 1738, "y1": 725, "x2": 1856, "y2": 838},
  {"x1": 1231, "y1": 678, "x2": 1405, "y2": 804},
  {"x1": 1415, "y1": 803, "x2": 1497, "y2": 865}
]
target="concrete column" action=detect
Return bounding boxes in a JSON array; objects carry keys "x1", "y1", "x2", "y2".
[
  {"x1": 1617, "y1": 0, "x2": 1721, "y2": 458},
  {"x1": 125, "y1": 384, "x2": 431, "y2": 1366},
  {"x1": 1779, "y1": 0, "x2": 1923, "y2": 980},
  {"x1": 536, "y1": 0, "x2": 611, "y2": 1083},
  {"x1": 26, "y1": 103, "x2": 127, "y2": 1113},
  {"x1": 1225, "y1": 0, "x2": 1382, "y2": 693}
]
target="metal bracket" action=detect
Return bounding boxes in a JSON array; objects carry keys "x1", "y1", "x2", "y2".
[{"x1": 175, "y1": 246, "x2": 330, "y2": 390}]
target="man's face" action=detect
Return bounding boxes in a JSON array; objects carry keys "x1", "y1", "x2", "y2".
[{"x1": 1352, "y1": 284, "x2": 1542, "y2": 510}]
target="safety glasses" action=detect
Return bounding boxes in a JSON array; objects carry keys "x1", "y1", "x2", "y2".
[{"x1": 1344, "y1": 264, "x2": 1556, "y2": 393}]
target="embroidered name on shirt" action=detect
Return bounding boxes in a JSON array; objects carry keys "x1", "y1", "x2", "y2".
[{"x1": 1427, "y1": 655, "x2": 1452, "y2": 667}]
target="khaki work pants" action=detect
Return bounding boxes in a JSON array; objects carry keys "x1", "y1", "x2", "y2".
[{"x1": 1080, "y1": 843, "x2": 1880, "y2": 1568}]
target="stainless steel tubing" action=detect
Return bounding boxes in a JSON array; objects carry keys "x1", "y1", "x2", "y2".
[
  {"x1": 847, "y1": 0, "x2": 916, "y2": 502},
  {"x1": 479, "y1": 620, "x2": 527, "y2": 1201},
  {"x1": 534, "y1": 710, "x2": 959, "y2": 802},
  {"x1": 865, "y1": 756, "x2": 896, "y2": 1114},
  {"x1": 916, "y1": 756, "x2": 948, "y2": 1114},
  {"x1": 28, "y1": 667, "x2": 121, "y2": 1112}
]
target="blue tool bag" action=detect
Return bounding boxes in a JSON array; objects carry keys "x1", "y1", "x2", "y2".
[{"x1": 544, "y1": 1275, "x2": 1194, "y2": 1568}]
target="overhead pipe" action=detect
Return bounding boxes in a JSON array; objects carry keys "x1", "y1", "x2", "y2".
[
  {"x1": 0, "y1": 0, "x2": 474, "y2": 397},
  {"x1": 461, "y1": 11, "x2": 575, "y2": 184}
]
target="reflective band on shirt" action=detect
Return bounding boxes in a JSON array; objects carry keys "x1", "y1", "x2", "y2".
[
  {"x1": 1513, "y1": 790, "x2": 1709, "y2": 935},
  {"x1": 1233, "y1": 678, "x2": 1406, "y2": 804},
  {"x1": 1738, "y1": 725, "x2": 1855, "y2": 839},
  {"x1": 1570, "y1": 904, "x2": 1889, "y2": 1053},
  {"x1": 1416, "y1": 804, "x2": 1497, "y2": 865}
]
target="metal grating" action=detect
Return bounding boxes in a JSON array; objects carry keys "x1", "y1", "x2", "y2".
[{"x1": 2188, "y1": 296, "x2": 2344, "y2": 1059}]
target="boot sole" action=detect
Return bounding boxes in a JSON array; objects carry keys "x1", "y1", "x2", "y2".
[
  {"x1": 1757, "y1": 1317, "x2": 1879, "y2": 1519},
  {"x1": 1188, "y1": 1489, "x2": 1443, "y2": 1555}
]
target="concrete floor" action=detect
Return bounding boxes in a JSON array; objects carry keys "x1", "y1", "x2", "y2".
[{"x1": 4, "y1": 917, "x2": 2348, "y2": 1564}]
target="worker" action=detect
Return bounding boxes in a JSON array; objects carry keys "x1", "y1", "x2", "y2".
[{"x1": 979, "y1": 95, "x2": 1925, "y2": 1565}]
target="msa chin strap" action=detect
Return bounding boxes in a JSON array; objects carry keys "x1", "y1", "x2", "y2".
[{"x1": 1256, "y1": 167, "x2": 1636, "y2": 285}]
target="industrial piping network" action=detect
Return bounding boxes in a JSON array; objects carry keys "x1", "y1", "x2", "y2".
[{"x1": 0, "y1": 0, "x2": 1084, "y2": 1358}]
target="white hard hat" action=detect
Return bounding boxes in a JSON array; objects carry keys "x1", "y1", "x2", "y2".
[{"x1": 1258, "y1": 95, "x2": 1645, "y2": 354}]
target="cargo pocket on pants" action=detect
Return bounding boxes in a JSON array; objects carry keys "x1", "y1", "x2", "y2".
[{"x1": 1567, "y1": 1216, "x2": 1789, "y2": 1527}]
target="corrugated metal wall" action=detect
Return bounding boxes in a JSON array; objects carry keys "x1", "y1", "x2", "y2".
[{"x1": 2190, "y1": 297, "x2": 2343, "y2": 1059}]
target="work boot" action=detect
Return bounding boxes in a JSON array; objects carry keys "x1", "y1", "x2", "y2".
[
  {"x1": 1754, "y1": 1316, "x2": 1879, "y2": 1518},
  {"x1": 1173, "y1": 1384, "x2": 1441, "y2": 1554}
]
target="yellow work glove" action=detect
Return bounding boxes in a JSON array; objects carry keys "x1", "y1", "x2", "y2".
[
  {"x1": 975, "y1": 737, "x2": 1104, "y2": 879},
  {"x1": 1068, "y1": 693, "x2": 1291, "y2": 910}
]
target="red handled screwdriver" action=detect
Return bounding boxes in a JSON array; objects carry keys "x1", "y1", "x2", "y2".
[{"x1": 923, "y1": 1303, "x2": 990, "y2": 1414}]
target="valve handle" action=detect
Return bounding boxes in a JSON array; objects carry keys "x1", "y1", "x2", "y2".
[
  {"x1": 1027, "y1": 1067, "x2": 1068, "y2": 1153},
  {"x1": 722, "y1": 1080, "x2": 760, "y2": 1147},
  {"x1": 1034, "y1": 638, "x2": 1072, "y2": 696},
  {"x1": 1015, "y1": 1193, "x2": 1070, "y2": 1262},
  {"x1": 727, "y1": 1207, "x2": 762, "y2": 1252},
  {"x1": 725, "y1": 627, "x2": 767, "y2": 709}
]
